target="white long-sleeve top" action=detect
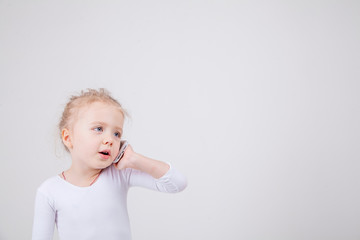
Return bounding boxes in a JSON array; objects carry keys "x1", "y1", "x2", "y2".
[{"x1": 32, "y1": 164, "x2": 187, "y2": 240}]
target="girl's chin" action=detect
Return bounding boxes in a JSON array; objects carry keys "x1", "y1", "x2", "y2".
[{"x1": 93, "y1": 161, "x2": 113, "y2": 169}]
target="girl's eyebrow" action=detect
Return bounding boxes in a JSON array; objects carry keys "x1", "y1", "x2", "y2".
[{"x1": 90, "y1": 121, "x2": 123, "y2": 132}]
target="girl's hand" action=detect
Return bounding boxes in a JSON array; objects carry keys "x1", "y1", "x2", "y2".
[
  {"x1": 114, "y1": 144, "x2": 136, "y2": 170},
  {"x1": 113, "y1": 144, "x2": 170, "y2": 179}
]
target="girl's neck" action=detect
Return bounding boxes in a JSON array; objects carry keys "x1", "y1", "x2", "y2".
[{"x1": 62, "y1": 164, "x2": 102, "y2": 187}]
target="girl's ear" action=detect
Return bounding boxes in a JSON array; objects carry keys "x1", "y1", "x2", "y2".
[{"x1": 61, "y1": 128, "x2": 73, "y2": 150}]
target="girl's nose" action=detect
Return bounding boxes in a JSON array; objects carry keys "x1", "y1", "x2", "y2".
[
  {"x1": 102, "y1": 135, "x2": 113, "y2": 146},
  {"x1": 103, "y1": 140, "x2": 112, "y2": 145},
  {"x1": 102, "y1": 139, "x2": 113, "y2": 146}
]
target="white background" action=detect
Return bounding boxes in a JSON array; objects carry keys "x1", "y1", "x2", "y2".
[{"x1": 0, "y1": 1, "x2": 359, "y2": 239}]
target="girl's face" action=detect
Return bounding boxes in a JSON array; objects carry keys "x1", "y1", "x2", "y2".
[{"x1": 67, "y1": 101, "x2": 124, "y2": 170}]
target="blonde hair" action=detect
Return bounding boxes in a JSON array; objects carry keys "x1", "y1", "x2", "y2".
[{"x1": 59, "y1": 88, "x2": 128, "y2": 151}]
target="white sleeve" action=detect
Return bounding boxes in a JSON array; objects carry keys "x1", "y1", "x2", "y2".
[
  {"x1": 32, "y1": 190, "x2": 56, "y2": 240},
  {"x1": 125, "y1": 163, "x2": 187, "y2": 193}
]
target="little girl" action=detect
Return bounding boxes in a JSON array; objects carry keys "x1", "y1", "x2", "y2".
[{"x1": 32, "y1": 88, "x2": 187, "y2": 240}]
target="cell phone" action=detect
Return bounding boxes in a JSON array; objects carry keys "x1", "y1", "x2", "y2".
[{"x1": 113, "y1": 140, "x2": 129, "y2": 163}]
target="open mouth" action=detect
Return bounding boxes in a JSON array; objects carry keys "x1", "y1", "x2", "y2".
[{"x1": 99, "y1": 150, "x2": 111, "y2": 156}]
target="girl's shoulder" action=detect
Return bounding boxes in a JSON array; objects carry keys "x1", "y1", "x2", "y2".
[
  {"x1": 35, "y1": 175, "x2": 63, "y2": 201},
  {"x1": 36, "y1": 165, "x2": 132, "y2": 196},
  {"x1": 102, "y1": 164, "x2": 133, "y2": 184},
  {"x1": 37, "y1": 175, "x2": 62, "y2": 190}
]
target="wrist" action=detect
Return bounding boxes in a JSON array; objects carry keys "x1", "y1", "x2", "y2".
[{"x1": 127, "y1": 152, "x2": 143, "y2": 170}]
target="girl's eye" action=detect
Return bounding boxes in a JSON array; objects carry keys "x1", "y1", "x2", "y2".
[
  {"x1": 114, "y1": 132, "x2": 121, "y2": 138},
  {"x1": 94, "y1": 127, "x2": 103, "y2": 132}
]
